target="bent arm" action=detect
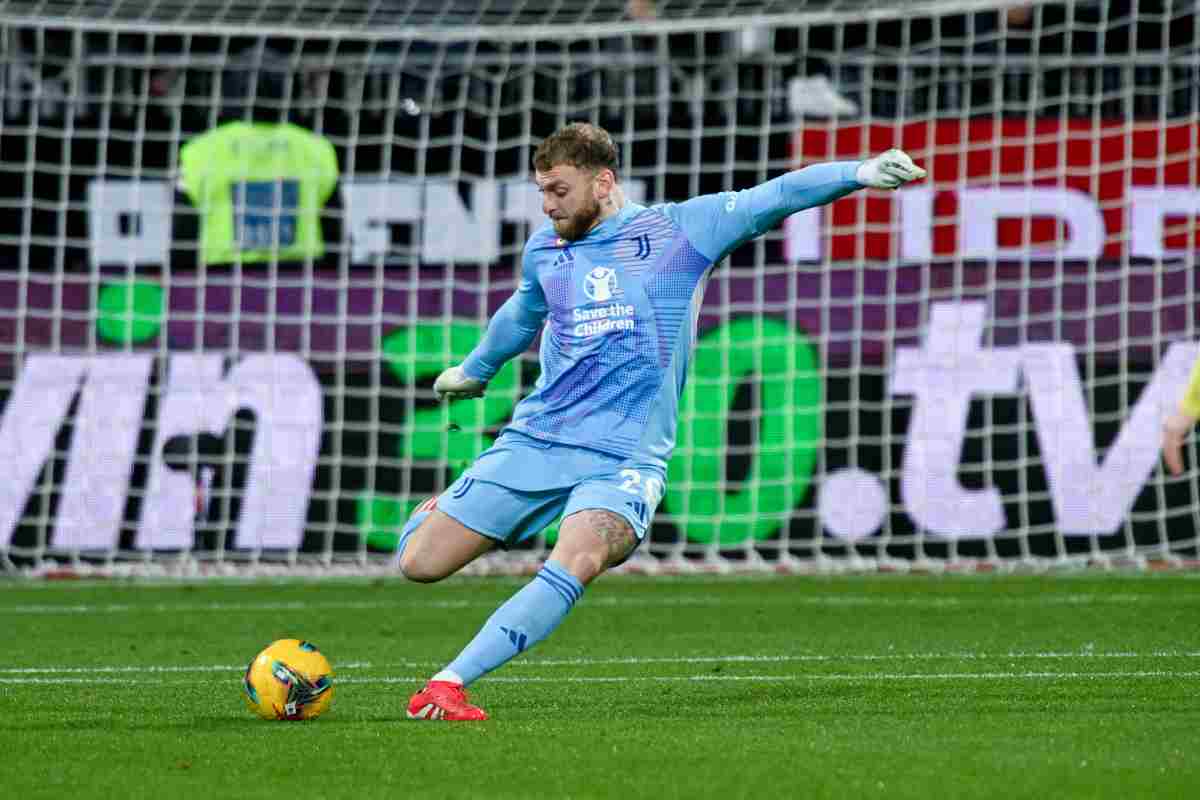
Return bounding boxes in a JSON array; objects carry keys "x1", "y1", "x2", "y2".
[{"x1": 461, "y1": 283, "x2": 547, "y2": 382}]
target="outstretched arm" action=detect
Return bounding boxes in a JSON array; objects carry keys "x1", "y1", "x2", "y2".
[
  {"x1": 1162, "y1": 355, "x2": 1200, "y2": 475},
  {"x1": 434, "y1": 249, "x2": 548, "y2": 400},
  {"x1": 662, "y1": 149, "x2": 926, "y2": 263}
]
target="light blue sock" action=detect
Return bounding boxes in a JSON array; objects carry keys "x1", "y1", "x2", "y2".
[{"x1": 445, "y1": 559, "x2": 584, "y2": 685}]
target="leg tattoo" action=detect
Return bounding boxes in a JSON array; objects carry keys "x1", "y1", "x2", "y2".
[{"x1": 566, "y1": 509, "x2": 637, "y2": 569}]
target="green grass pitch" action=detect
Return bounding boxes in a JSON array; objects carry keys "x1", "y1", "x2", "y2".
[{"x1": 2, "y1": 574, "x2": 1198, "y2": 799}]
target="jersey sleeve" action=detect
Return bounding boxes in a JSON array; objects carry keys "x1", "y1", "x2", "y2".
[
  {"x1": 657, "y1": 161, "x2": 862, "y2": 263},
  {"x1": 461, "y1": 244, "x2": 549, "y2": 382}
]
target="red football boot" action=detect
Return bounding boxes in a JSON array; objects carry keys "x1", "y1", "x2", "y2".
[{"x1": 406, "y1": 680, "x2": 489, "y2": 721}]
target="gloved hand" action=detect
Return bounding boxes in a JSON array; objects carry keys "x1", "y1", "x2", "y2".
[
  {"x1": 433, "y1": 365, "x2": 487, "y2": 400},
  {"x1": 1162, "y1": 409, "x2": 1196, "y2": 476},
  {"x1": 856, "y1": 149, "x2": 928, "y2": 189}
]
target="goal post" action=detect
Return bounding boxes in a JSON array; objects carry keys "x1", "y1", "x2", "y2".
[{"x1": 1, "y1": 1, "x2": 1198, "y2": 577}]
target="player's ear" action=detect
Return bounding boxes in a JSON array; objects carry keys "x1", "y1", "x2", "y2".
[{"x1": 592, "y1": 168, "x2": 616, "y2": 201}]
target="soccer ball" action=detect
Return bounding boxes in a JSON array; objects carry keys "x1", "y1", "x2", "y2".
[{"x1": 242, "y1": 639, "x2": 335, "y2": 721}]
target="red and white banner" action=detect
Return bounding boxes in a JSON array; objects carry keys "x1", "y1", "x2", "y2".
[{"x1": 788, "y1": 119, "x2": 1200, "y2": 262}]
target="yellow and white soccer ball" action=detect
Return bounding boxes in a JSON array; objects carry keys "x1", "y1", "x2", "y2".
[{"x1": 242, "y1": 639, "x2": 335, "y2": 721}]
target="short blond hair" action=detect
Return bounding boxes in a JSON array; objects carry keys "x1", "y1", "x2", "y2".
[{"x1": 532, "y1": 122, "x2": 619, "y2": 177}]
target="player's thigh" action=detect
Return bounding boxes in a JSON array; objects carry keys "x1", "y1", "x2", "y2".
[
  {"x1": 398, "y1": 507, "x2": 495, "y2": 583},
  {"x1": 569, "y1": 464, "x2": 663, "y2": 543},
  {"x1": 554, "y1": 466, "x2": 665, "y2": 583},
  {"x1": 438, "y1": 474, "x2": 568, "y2": 545},
  {"x1": 404, "y1": 474, "x2": 567, "y2": 581}
]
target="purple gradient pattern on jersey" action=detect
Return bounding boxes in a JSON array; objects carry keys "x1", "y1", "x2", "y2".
[
  {"x1": 523, "y1": 220, "x2": 707, "y2": 454},
  {"x1": 643, "y1": 237, "x2": 709, "y2": 368}
]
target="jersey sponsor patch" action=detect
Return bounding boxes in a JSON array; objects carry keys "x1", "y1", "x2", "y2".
[
  {"x1": 583, "y1": 266, "x2": 622, "y2": 301},
  {"x1": 572, "y1": 302, "x2": 636, "y2": 337}
]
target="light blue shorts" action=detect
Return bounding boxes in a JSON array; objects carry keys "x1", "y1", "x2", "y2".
[{"x1": 435, "y1": 430, "x2": 665, "y2": 551}]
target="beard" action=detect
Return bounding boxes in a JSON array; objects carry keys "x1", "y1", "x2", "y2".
[{"x1": 552, "y1": 196, "x2": 603, "y2": 241}]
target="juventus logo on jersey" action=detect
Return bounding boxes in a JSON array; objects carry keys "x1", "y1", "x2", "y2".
[{"x1": 630, "y1": 233, "x2": 651, "y2": 260}]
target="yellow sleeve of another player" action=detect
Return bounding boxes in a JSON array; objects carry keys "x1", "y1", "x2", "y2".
[{"x1": 1181, "y1": 354, "x2": 1200, "y2": 418}]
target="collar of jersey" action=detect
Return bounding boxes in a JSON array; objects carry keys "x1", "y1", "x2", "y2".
[{"x1": 584, "y1": 202, "x2": 644, "y2": 239}]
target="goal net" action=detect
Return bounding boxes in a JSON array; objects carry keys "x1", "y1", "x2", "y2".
[{"x1": 2, "y1": 0, "x2": 1198, "y2": 577}]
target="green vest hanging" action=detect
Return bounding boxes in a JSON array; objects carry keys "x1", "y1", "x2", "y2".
[{"x1": 179, "y1": 122, "x2": 338, "y2": 265}]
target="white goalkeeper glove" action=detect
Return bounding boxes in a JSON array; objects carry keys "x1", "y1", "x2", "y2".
[
  {"x1": 433, "y1": 365, "x2": 487, "y2": 400},
  {"x1": 1162, "y1": 409, "x2": 1196, "y2": 476},
  {"x1": 856, "y1": 149, "x2": 927, "y2": 189}
]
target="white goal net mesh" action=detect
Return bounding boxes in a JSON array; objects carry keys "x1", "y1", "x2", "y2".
[{"x1": 1, "y1": 0, "x2": 1199, "y2": 576}]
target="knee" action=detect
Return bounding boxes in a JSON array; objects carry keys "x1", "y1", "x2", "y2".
[
  {"x1": 398, "y1": 551, "x2": 447, "y2": 584},
  {"x1": 559, "y1": 551, "x2": 605, "y2": 585},
  {"x1": 548, "y1": 544, "x2": 606, "y2": 586}
]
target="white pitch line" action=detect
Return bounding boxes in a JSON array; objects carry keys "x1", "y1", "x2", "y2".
[
  {"x1": 2, "y1": 651, "x2": 1198, "y2": 676},
  {"x1": 345, "y1": 670, "x2": 1200, "y2": 684},
  {"x1": 2, "y1": 592, "x2": 1196, "y2": 615},
  {"x1": 0, "y1": 600, "x2": 481, "y2": 615},
  {"x1": 0, "y1": 677, "x2": 171, "y2": 685},
  {"x1": 0, "y1": 661, "x2": 374, "y2": 675},
  {"x1": 501, "y1": 650, "x2": 1200, "y2": 666},
  {"x1": 2, "y1": 670, "x2": 1198, "y2": 686}
]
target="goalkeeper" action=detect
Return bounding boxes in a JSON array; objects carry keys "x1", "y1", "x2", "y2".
[{"x1": 399, "y1": 122, "x2": 926, "y2": 721}]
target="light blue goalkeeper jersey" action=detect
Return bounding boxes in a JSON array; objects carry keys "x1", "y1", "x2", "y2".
[{"x1": 461, "y1": 161, "x2": 863, "y2": 470}]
